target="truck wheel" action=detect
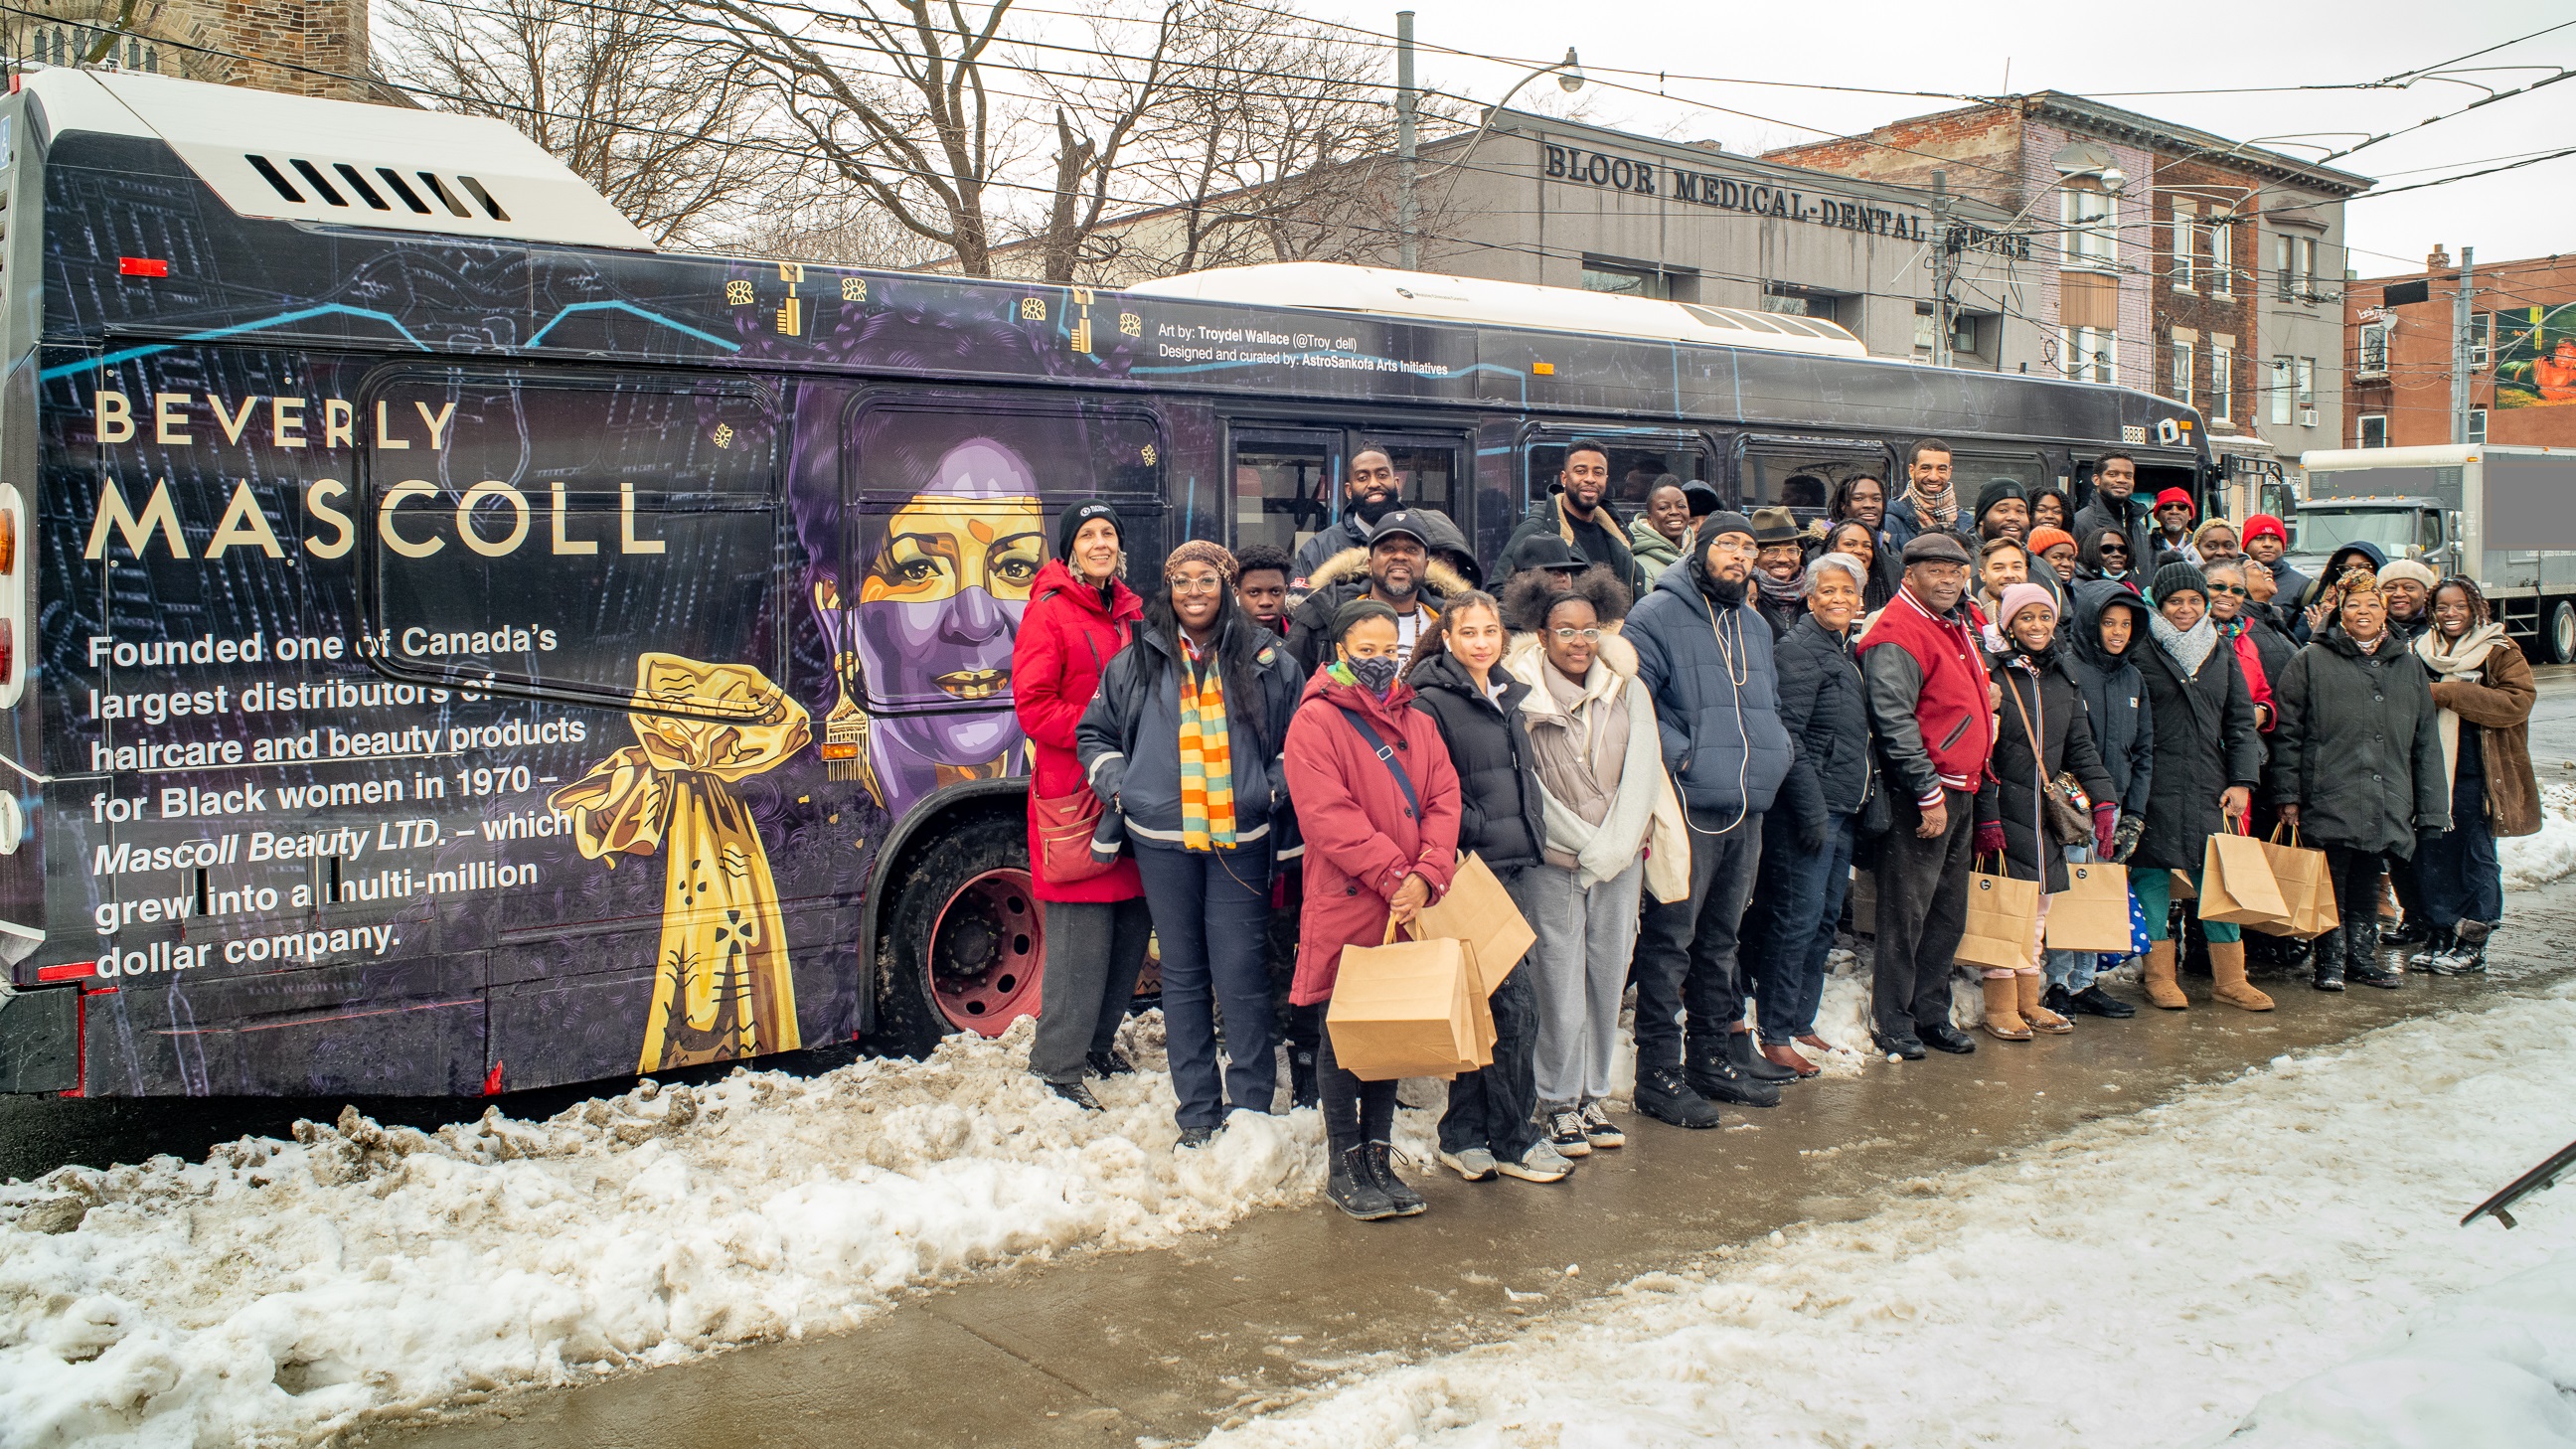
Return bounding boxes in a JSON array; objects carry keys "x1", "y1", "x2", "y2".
[
  {"x1": 2552, "y1": 602, "x2": 2576, "y2": 665},
  {"x1": 868, "y1": 814, "x2": 1046, "y2": 1057}
]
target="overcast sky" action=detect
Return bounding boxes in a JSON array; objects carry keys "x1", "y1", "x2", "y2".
[{"x1": 1303, "y1": 0, "x2": 2570, "y2": 279}]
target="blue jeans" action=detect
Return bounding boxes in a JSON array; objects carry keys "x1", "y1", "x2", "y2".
[
  {"x1": 1133, "y1": 841, "x2": 1276, "y2": 1129},
  {"x1": 1748, "y1": 810, "x2": 1855, "y2": 1046},
  {"x1": 2045, "y1": 846, "x2": 2101, "y2": 991}
]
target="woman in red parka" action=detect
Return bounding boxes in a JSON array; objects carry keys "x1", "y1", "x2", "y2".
[
  {"x1": 1016, "y1": 501, "x2": 1150, "y2": 1109},
  {"x1": 1284, "y1": 599, "x2": 1463, "y2": 1221}
]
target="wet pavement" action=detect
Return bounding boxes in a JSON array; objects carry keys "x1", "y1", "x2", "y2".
[
  {"x1": 2523, "y1": 662, "x2": 2576, "y2": 769},
  {"x1": 365, "y1": 882, "x2": 2576, "y2": 1449}
]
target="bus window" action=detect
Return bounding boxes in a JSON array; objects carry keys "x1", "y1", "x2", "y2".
[
  {"x1": 1369, "y1": 437, "x2": 1460, "y2": 516},
  {"x1": 1525, "y1": 435, "x2": 1709, "y2": 515},
  {"x1": 1739, "y1": 441, "x2": 1896, "y2": 522},
  {"x1": 367, "y1": 373, "x2": 780, "y2": 717},
  {"x1": 1232, "y1": 430, "x2": 1337, "y2": 557},
  {"x1": 1949, "y1": 448, "x2": 2047, "y2": 500}
]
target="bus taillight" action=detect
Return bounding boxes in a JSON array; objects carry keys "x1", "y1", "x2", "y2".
[
  {"x1": 0, "y1": 506, "x2": 17, "y2": 572},
  {"x1": 0, "y1": 618, "x2": 16, "y2": 686}
]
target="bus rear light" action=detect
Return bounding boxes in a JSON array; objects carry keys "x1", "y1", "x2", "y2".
[
  {"x1": 0, "y1": 507, "x2": 16, "y2": 572},
  {"x1": 119, "y1": 256, "x2": 169, "y2": 277},
  {"x1": 0, "y1": 618, "x2": 15, "y2": 686},
  {"x1": 37, "y1": 961, "x2": 96, "y2": 983}
]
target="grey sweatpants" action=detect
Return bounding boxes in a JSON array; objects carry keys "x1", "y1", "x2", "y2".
[
  {"x1": 1030, "y1": 896, "x2": 1154, "y2": 1083},
  {"x1": 1521, "y1": 857, "x2": 1645, "y2": 1110}
]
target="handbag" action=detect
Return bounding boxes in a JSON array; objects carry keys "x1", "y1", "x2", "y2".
[
  {"x1": 2002, "y1": 671, "x2": 2090, "y2": 848},
  {"x1": 1033, "y1": 788, "x2": 1119, "y2": 885}
]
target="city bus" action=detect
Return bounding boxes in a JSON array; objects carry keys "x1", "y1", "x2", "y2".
[{"x1": 0, "y1": 67, "x2": 2213, "y2": 1098}]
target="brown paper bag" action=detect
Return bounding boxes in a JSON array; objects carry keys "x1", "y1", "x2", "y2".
[
  {"x1": 2248, "y1": 827, "x2": 2338, "y2": 939},
  {"x1": 2169, "y1": 869, "x2": 2196, "y2": 901},
  {"x1": 1326, "y1": 924, "x2": 1485, "y2": 1081},
  {"x1": 2045, "y1": 862, "x2": 2134, "y2": 951},
  {"x1": 2199, "y1": 830, "x2": 2291, "y2": 926},
  {"x1": 1409, "y1": 852, "x2": 1534, "y2": 993},
  {"x1": 1957, "y1": 858, "x2": 2041, "y2": 972}
]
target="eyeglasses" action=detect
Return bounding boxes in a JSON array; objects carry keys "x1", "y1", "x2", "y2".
[
  {"x1": 1708, "y1": 540, "x2": 1758, "y2": 558},
  {"x1": 1549, "y1": 627, "x2": 1605, "y2": 642},
  {"x1": 1171, "y1": 574, "x2": 1226, "y2": 594}
]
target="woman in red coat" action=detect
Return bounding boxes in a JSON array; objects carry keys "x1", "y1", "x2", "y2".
[
  {"x1": 1015, "y1": 501, "x2": 1149, "y2": 1109},
  {"x1": 1284, "y1": 599, "x2": 1463, "y2": 1221}
]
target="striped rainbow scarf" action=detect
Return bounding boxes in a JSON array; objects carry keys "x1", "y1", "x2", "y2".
[{"x1": 1176, "y1": 638, "x2": 1236, "y2": 850}]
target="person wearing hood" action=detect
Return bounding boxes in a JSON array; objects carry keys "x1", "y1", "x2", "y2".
[
  {"x1": 2151, "y1": 488, "x2": 2198, "y2": 564},
  {"x1": 1502, "y1": 441, "x2": 1648, "y2": 596},
  {"x1": 1016, "y1": 501, "x2": 1152, "y2": 1108},
  {"x1": 1289, "y1": 447, "x2": 1403, "y2": 600},
  {"x1": 2130, "y1": 562, "x2": 2268, "y2": 1011},
  {"x1": 1623, "y1": 511, "x2": 1796, "y2": 1124},
  {"x1": 2378, "y1": 559, "x2": 2438, "y2": 643},
  {"x1": 1078, "y1": 543, "x2": 1305, "y2": 1146},
  {"x1": 2072, "y1": 452, "x2": 2157, "y2": 571},
  {"x1": 1283, "y1": 509, "x2": 1466, "y2": 676},
  {"x1": 1411, "y1": 508, "x2": 1487, "y2": 594},
  {"x1": 1749, "y1": 505, "x2": 1810, "y2": 639},
  {"x1": 2294, "y1": 541, "x2": 2388, "y2": 643},
  {"x1": 1284, "y1": 599, "x2": 1463, "y2": 1220},
  {"x1": 2202, "y1": 561, "x2": 2278, "y2": 732},
  {"x1": 2052, "y1": 581, "x2": 2155, "y2": 1019},
  {"x1": 2408, "y1": 576, "x2": 2539, "y2": 974},
  {"x1": 2242, "y1": 515, "x2": 2308, "y2": 626},
  {"x1": 1499, "y1": 568, "x2": 1689, "y2": 1157},
  {"x1": 1883, "y1": 438, "x2": 1958, "y2": 549},
  {"x1": 1973, "y1": 478, "x2": 2030, "y2": 545},
  {"x1": 1972, "y1": 584, "x2": 2119, "y2": 1040},
  {"x1": 2078, "y1": 526, "x2": 2145, "y2": 594},
  {"x1": 1855, "y1": 531, "x2": 1994, "y2": 1059},
  {"x1": 1629, "y1": 477, "x2": 1692, "y2": 580},
  {"x1": 1403, "y1": 590, "x2": 1574, "y2": 1186},
  {"x1": 1741, "y1": 551, "x2": 1876, "y2": 1076},
  {"x1": 2269, "y1": 569, "x2": 2448, "y2": 993}
]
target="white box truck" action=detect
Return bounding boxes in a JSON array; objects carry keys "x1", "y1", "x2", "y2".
[{"x1": 2294, "y1": 444, "x2": 2576, "y2": 660}]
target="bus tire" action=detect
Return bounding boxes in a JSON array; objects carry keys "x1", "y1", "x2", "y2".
[
  {"x1": 868, "y1": 813, "x2": 1047, "y2": 1058},
  {"x1": 2551, "y1": 601, "x2": 2576, "y2": 665}
]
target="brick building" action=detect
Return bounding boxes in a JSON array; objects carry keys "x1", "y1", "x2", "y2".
[
  {"x1": 1766, "y1": 93, "x2": 2370, "y2": 486},
  {"x1": 2347, "y1": 248, "x2": 2576, "y2": 450},
  {"x1": 5, "y1": 0, "x2": 376, "y2": 102}
]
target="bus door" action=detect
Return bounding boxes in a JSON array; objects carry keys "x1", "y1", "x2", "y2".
[
  {"x1": 1227, "y1": 426, "x2": 1464, "y2": 560},
  {"x1": 1520, "y1": 427, "x2": 1711, "y2": 517},
  {"x1": 1733, "y1": 434, "x2": 1896, "y2": 527}
]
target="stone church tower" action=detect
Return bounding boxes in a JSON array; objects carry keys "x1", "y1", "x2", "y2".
[{"x1": 6, "y1": 0, "x2": 378, "y2": 102}]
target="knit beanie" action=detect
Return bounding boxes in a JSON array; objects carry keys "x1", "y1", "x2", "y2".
[
  {"x1": 1974, "y1": 478, "x2": 2027, "y2": 524},
  {"x1": 2154, "y1": 487, "x2": 2196, "y2": 516},
  {"x1": 2153, "y1": 560, "x2": 2208, "y2": 602},
  {"x1": 1698, "y1": 510, "x2": 1755, "y2": 545},
  {"x1": 1997, "y1": 581, "x2": 2058, "y2": 627},
  {"x1": 2027, "y1": 526, "x2": 2077, "y2": 558},
  {"x1": 2242, "y1": 513, "x2": 2288, "y2": 548},
  {"x1": 2377, "y1": 559, "x2": 2439, "y2": 591},
  {"x1": 1054, "y1": 500, "x2": 1122, "y2": 562}
]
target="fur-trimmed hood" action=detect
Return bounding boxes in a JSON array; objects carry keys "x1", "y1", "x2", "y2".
[{"x1": 1303, "y1": 545, "x2": 1474, "y2": 600}]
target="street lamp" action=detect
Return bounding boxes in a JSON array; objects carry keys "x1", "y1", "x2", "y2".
[{"x1": 1395, "y1": 19, "x2": 1582, "y2": 270}]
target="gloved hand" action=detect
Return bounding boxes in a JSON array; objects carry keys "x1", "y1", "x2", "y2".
[
  {"x1": 2112, "y1": 811, "x2": 2146, "y2": 863},
  {"x1": 1798, "y1": 811, "x2": 1827, "y2": 854},
  {"x1": 1973, "y1": 820, "x2": 2007, "y2": 859},
  {"x1": 2093, "y1": 802, "x2": 2119, "y2": 862}
]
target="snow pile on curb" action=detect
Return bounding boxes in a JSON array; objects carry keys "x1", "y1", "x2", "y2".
[
  {"x1": 1194, "y1": 987, "x2": 2576, "y2": 1449},
  {"x1": 0, "y1": 1016, "x2": 1362, "y2": 1448},
  {"x1": 2502, "y1": 780, "x2": 2576, "y2": 891}
]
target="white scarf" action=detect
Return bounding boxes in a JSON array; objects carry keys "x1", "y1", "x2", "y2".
[
  {"x1": 2149, "y1": 609, "x2": 2218, "y2": 678},
  {"x1": 2414, "y1": 622, "x2": 2509, "y2": 789}
]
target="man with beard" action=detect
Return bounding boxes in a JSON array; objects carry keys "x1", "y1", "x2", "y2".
[
  {"x1": 1973, "y1": 479, "x2": 2030, "y2": 545},
  {"x1": 2241, "y1": 515, "x2": 2308, "y2": 628},
  {"x1": 2072, "y1": 452, "x2": 2157, "y2": 571},
  {"x1": 1291, "y1": 448, "x2": 1404, "y2": 601},
  {"x1": 2152, "y1": 488, "x2": 2199, "y2": 564},
  {"x1": 1504, "y1": 440, "x2": 1647, "y2": 596},
  {"x1": 1284, "y1": 510, "x2": 1464, "y2": 674},
  {"x1": 1855, "y1": 532, "x2": 1993, "y2": 1059},
  {"x1": 1884, "y1": 438, "x2": 1959, "y2": 550},
  {"x1": 1623, "y1": 511, "x2": 1795, "y2": 1127}
]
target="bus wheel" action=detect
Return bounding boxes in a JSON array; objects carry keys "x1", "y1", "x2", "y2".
[
  {"x1": 872, "y1": 814, "x2": 1046, "y2": 1056},
  {"x1": 2553, "y1": 601, "x2": 2576, "y2": 665}
]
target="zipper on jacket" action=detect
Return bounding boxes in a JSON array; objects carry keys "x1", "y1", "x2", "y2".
[{"x1": 1938, "y1": 716, "x2": 1973, "y2": 751}]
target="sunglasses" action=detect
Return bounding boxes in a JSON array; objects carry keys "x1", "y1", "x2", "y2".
[
  {"x1": 2207, "y1": 582, "x2": 2248, "y2": 596},
  {"x1": 2099, "y1": 542, "x2": 2129, "y2": 554}
]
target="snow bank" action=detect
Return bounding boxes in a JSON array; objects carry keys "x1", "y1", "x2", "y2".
[
  {"x1": 0, "y1": 1016, "x2": 1382, "y2": 1449},
  {"x1": 2502, "y1": 780, "x2": 2576, "y2": 891},
  {"x1": 1194, "y1": 986, "x2": 2576, "y2": 1449}
]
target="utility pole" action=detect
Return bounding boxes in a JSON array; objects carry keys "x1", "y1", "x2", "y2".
[
  {"x1": 1396, "y1": 10, "x2": 1418, "y2": 271},
  {"x1": 2452, "y1": 244, "x2": 2477, "y2": 444},
  {"x1": 1929, "y1": 170, "x2": 1954, "y2": 368}
]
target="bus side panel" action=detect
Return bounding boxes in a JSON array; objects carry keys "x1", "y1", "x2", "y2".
[{"x1": 81, "y1": 955, "x2": 488, "y2": 1098}]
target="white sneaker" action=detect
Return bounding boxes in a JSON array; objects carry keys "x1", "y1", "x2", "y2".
[
  {"x1": 1496, "y1": 1140, "x2": 1573, "y2": 1183},
  {"x1": 1437, "y1": 1146, "x2": 1498, "y2": 1182},
  {"x1": 1545, "y1": 1108, "x2": 1594, "y2": 1158},
  {"x1": 1580, "y1": 1101, "x2": 1626, "y2": 1149}
]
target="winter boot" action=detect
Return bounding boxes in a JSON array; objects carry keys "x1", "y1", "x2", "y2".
[
  {"x1": 1980, "y1": 976, "x2": 2032, "y2": 1041},
  {"x1": 1732, "y1": 1029, "x2": 1799, "y2": 1082},
  {"x1": 1687, "y1": 1034, "x2": 1782, "y2": 1108},
  {"x1": 1325, "y1": 1144, "x2": 1396, "y2": 1220},
  {"x1": 1634, "y1": 1065, "x2": 1725, "y2": 1129},
  {"x1": 2347, "y1": 914, "x2": 2402, "y2": 990},
  {"x1": 2408, "y1": 924, "x2": 2458, "y2": 971},
  {"x1": 2143, "y1": 939, "x2": 2189, "y2": 1010},
  {"x1": 1366, "y1": 1142, "x2": 1427, "y2": 1216},
  {"x1": 2207, "y1": 940, "x2": 2274, "y2": 1011},
  {"x1": 2017, "y1": 972, "x2": 2073, "y2": 1034},
  {"x1": 2311, "y1": 925, "x2": 2346, "y2": 991},
  {"x1": 2426, "y1": 919, "x2": 2493, "y2": 975},
  {"x1": 1287, "y1": 1044, "x2": 1320, "y2": 1110}
]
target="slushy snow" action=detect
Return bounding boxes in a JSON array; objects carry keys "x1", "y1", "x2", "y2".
[
  {"x1": 1193, "y1": 985, "x2": 2576, "y2": 1449},
  {"x1": 2502, "y1": 780, "x2": 2576, "y2": 892}
]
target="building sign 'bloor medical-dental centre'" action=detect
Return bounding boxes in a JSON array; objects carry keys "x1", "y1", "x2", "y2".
[{"x1": 1541, "y1": 141, "x2": 2033, "y2": 259}]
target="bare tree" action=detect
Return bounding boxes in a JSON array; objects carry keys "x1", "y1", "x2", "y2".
[{"x1": 379, "y1": 0, "x2": 782, "y2": 246}]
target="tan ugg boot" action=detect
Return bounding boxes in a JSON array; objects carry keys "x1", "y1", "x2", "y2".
[
  {"x1": 2208, "y1": 940, "x2": 2275, "y2": 1011},
  {"x1": 2144, "y1": 939, "x2": 2188, "y2": 1010},
  {"x1": 2017, "y1": 972, "x2": 2073, "y2": 1033},
  {"x1": 1981, "y1": 975, "x2": 2032, "y2": 1041}
]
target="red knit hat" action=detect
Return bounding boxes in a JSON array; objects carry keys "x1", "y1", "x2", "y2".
[
  {"x1": 2242, "y1": 513, "x2": 2288, "y2": 547},
  {"x1": 2154, "y1": 487, "x2": 2195, "y2": 516}
]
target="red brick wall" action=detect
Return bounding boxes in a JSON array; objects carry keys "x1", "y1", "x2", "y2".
[
  {"x1": 2346, "y1": 253, "x2": 2576, "y2": 448},
  {"x1": 2157, "y1": 158, "x2": 2262, "y2": 431}
]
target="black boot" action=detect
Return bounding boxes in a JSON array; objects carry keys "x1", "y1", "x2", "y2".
[
  {"x1": 2428, "y1": 919, "x2": 2493, "y2": 975},
  {"x1": 1732, "y1": 1029, "x2": 1798, "y2": 1082},
  {"x1": 1365, "y1": 1142, "x2": 1426, "y2": 1216},
  {"x1": 1287, "y1": 1045, "x2": 1320, "y2": 1110},
  {"x1": 2348, "y1": 915, "x2": 2401, "y2": 990},
  {"x1": 1687, "y1": 1035, "x2": 1782, "y2": 1108},
  {"x1": 2312, "y1": 925, "x2": 2346, "y2": 992},
  {"x1": 1326, "y1": 1143, "x2": 1396, "y2": 1220},
  {"x1": 2408, "y1": 925, "x2": 2458, "y2": 972},
  {"x1": 1086, "y1": 1047, "x2": 1135, "y2": 1078},
  {"x1": 1634, "y1": 1065, "x2": 1725, "y2": 1128},
  {"x1": 1919, "y1": 1022, "x2": 1978, "y2": 1054},
  {"x1": 2381, "y1": 914, "x2": 2426, "y2": 947},
  {"x1": 1048, "y1": 1077, "x2": 1104, "y2": 1111}
]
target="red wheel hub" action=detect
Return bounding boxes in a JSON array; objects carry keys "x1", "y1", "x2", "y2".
[{"x1": 928, "y1": 868, "x2": 1044, "y2": 1036}]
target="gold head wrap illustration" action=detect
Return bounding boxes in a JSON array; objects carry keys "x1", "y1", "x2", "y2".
[{"x1": 551, "y1": 654, "x2": 813, "y2": 1072}]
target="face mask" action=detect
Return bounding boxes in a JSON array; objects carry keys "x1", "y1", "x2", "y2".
[{"x1": 1346, "y1": 654, "x2": 1399, "y2": 694}]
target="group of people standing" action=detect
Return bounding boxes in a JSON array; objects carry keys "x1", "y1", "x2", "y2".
[{"x1": 1010, "y1": 434, "x2": 2540, "y2": 1224}]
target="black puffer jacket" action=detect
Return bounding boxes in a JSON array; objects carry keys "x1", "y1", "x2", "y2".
[
  {"x1": 2064, "y1": 582, "x2": 2155, "y2": 818},
  {"x1": 1771, "y1": 612, "x2": 1873, "y2": 835},
  {"x1": 2132, "y1": 626, "x2": 2265, "y2": 871},
  {"x1": 2266, "y1": 625, "x2": 2449, "y2": 859},
  {"x1": 1977, "y1": 645, "x2": 2116, "y2": 891},
  {"x1": 1407, "y1": 650, "x2": 1548, "y2": 872}
]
